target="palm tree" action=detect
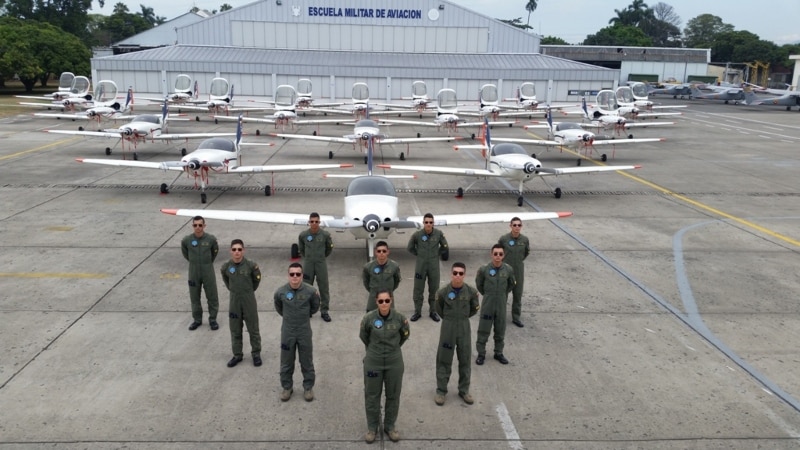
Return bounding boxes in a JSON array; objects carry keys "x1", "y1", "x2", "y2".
[{"x1": 525, "y1": 0, "x2": 537, "y2": 27}]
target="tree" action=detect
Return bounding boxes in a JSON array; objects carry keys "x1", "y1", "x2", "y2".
[
  {"x1": 2, "y1": 0, "x2": 94, "y2": 41},
  {"x1": 584, "y1": 24, "x2": 653, "y2": 47},
  {"x1": 91, "y1": 2, "x2": 154, "y2": 46},
  {"x1": 499, "y1": 17, "x2": 532, "y2": 31},
  {"x1": 609, "y1": 0, "x2": 651, "y2": 27},
  {"x1": 683, "y1": 14, "x2": 734, "y2": 49},
  {"x1": 137, "y1": 4, "x2": 165, "y2": 26},
  {"x1": 652, "y1": 2, "x2": 680, "y2": 27},
  {"x1": 541, "y1": 35, "x2": 569, "y2": 45},
  {"x1": 711, "y1": 30, "x2": 780, "y2": 65},
  {"x1": 219, "y1": 3, "x2": 233, "y2": 12},
  {"x1": 525, "y1": 0, "x2": 537, "y2": 27},
  {"x1": 0, "y1": 18, "x2": 91, "y2": 91}
]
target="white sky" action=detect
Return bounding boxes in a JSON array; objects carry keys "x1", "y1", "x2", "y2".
[{"x1": 90, "y1": 0, "x2": 800, "y2": 45}]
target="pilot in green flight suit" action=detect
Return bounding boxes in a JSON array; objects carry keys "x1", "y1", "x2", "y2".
[
  {"x1": 181, "y1": 216, "x2": 219, "y2": 330},
  {"x1": 298, "y1": 212, "x2": 334, "y2": 322},
  {"x1": 407, "y1": 212, "x2": 448, "y2": 322},
  {"x1": 220, "y1": 239, "x2": 262, "y2": 367},
  {"x1": 362, "y1": 241, "x2": 402, "y2": 312},
  {"x1": 498, "y1": 217, "x2": 531, "y2": 327},
  {"x1": 475, "y1": 244, "x2": 516, "y2": 365}
]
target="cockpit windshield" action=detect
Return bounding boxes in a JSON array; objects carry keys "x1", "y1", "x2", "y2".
[
  {"x1": 346, "y1": 176, "x2": 396, "y2": 197},
  {"x1": 491, "y1": 143, "x2": 527, "y2": 157},
  {"x1": 198, "y1": 138, "x2": 235, "y2": 152},
  {"x1": 131, "y1": 115, "x2": 160, "y2": 125},
  {"x1": 555, "y1": 122, "x2": 583, "y2": 131}
]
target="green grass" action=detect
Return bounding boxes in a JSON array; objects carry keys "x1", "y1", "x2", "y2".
[{"x1": 0, "y1": 80, "x2": 56, "y2": 118}]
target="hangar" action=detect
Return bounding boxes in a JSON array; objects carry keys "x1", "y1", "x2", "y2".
[{"x1": 91, "y1": 0, "x2": 620, "y2": 103}]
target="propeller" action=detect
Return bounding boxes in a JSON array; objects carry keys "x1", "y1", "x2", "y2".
[
  {"x1": 523, "y1": 162, "x2": 537, "y2": 174},
  {"x1": 187, "y1": 159, "x2": 202, "y2": 170},
  {"x1": 362, "y1": 214, "x2": 381, "y2": 233}
]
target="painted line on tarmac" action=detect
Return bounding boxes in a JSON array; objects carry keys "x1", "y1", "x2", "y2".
[
  {"x1": 0, "y1": 272, "x2": 108, "y2": 279},
  {"x1": 495, "y1": 403, "x2": 524, "y2": 450},
  {"x1": 0, "y1": 137, "x2": 80, "y2": 161}
]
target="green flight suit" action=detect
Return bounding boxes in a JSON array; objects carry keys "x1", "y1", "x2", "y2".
[
  {"x1": 435, "y1": 282, "x2": 479, "y2": 396},
  {"x1": 475, "y1": 262, "x2": 516, "y2": 356},
  {"x1": 407, "y1": 228, "x2": 448, "y2": 315},
  {"x1": 274, "y1": 282, "x2": 320, "y2": 390},
  {"x1": 498, "y1": 232, "x2": 530, "y2": 323},
  {"x1": 298, "y1": 228, "x2": 333, "y2": 313},
  {"x1": 362, "y1": 259, "x2": 402, "y2": 311},
  {"x1": 221, "y1": 257, "x2": 261, "y2": 358},
  {"x1": 181, "y1": 232, "x2": 219, "y2": 323},
  {"x1": 360, "y1": 309, "x2": 410, "y2": 434}
]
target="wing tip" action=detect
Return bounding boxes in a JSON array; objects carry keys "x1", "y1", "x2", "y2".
[
  {"x1": 75, "y1": 158, "x2": 84, "y2": 163},
  {"x1": 161, "y1": 209, "x2": 178, "y2": 215},
  {"x1": 557, "y1": 212, "x2": 573, "y2": 218}
]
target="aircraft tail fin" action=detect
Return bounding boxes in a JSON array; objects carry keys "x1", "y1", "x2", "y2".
[
  {"x1": 366, "y1": 138, "x2": 374, "y2": 176},
  {"x1": 482, "y1": 117, "x2": 491, "y2": 171},
  {"x1": 162, "y1": 99, "x2": 169, "y2": 130},
  {"x1": 546, "y1": 107, "x2": 554, "y2": 136},
  {"x1": 743, "y1": 90, "x2": 761, "y2": 105},
  {"x1": 230, "y1": 84, "x2": 235, "y2": 106},
  {"x1": 193, "y1": 80, "x2": 199, "y2": 100},
  {"x1": 236, "y1": 114, "x2": 244, "y2": 147},
  {"x1": 581, "y1": 97, "x2": 590, "y2": 119},
  {"x1": 125, "y1": 87, "x2": 134, "y2": 112}
]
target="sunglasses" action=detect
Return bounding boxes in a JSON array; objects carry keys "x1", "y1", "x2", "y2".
[
  {"x1": 511, "y1": 224, "x2": 522, "y2": 227},
  {"x1": 452, "y1": 271, "x2": 465, "y2": 276},
  {"x1": 192, "y1": 224, "x2": 204, "y2": 228},
  {"x1": 231, "y1": 248, "x2": 243, "y2": 252},
  {"x1": 375, "y1": 249, "x2": 388, "y2": 253},
  {"x1": 309, "y1": 220, "x2": 320, "y2": 223},
  {"x1": 289, "y1": 272, "x2": 303, "y2": 277},
  {"x1": 493, "y1": 252, "x2": 504, "y2": 256},
  {"x1": 423, "y1": 221, "x2": 433, "y2": 224},
  {"x1": 377, "y1": 298, "x2": 391, "y2": 304}
]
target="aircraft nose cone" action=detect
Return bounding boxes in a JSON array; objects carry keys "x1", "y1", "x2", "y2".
[
  {"x1": 582, "y1": 133, "x2": 592, "y2": 142},
  {"x1": 363, "y1": 214, "x2": 380, "y2": 232},
  {"x1": 361, "y1": 133, "x2": 371, "y2": 141},
  {"x1": 122, "y1": 127, "x2": 134, "y2": 136},
  {"x1": 188, "y1": 159, "x2": 201, "y2": 170},
  {"x1": 523, "y1": 162, "x2": 537, "y2": 174}
]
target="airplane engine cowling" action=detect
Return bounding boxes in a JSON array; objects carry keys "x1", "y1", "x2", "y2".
[
  {"x1": 121, "y1": 127, "x2": 134, "y2": 136},
  {"x1": 87, "y1": 110, "x2": 97, "y2": 117},
  {"x1": 582, "y1": 134, "x2": 592, "y2": 142},
  {"x1": 361, "y1": 133, "x2": 372, "y2": 141},
  {"x1": 523, "y1": 162, "x2": 537, "y2": 174},
  {"x1": 362, "y1": 214, "x2": 381, "y2": 233},
  {"x1": 187, "y1": 159, "x2": 202, "y2": 170}
]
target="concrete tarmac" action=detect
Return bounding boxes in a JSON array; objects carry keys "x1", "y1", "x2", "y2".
[{"x1": 1, "y1": 98, "x2": 799, "y2": 448}]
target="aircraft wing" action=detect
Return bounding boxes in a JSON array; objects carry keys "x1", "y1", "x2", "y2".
[
  {"x1": 18, "y1": 102, "x2": 68, "y2": 110},
  {"x1": 489, "y1": 137, "x2": 559, "y2": 147},
  {"x1": 619, "y1": 121, "x2": 675, "y2": 128},
  {"x1": 162, "y1": 209, "x2": 339, "y2": 226},
  {"x1": 407, "y1": 211, "x2": 572, "y2": 225},
  {"x1": 152, "y1": 132, "x2": 237, "y2": 140},
  {"x1": 34, "y1": 112, "x2": 94, "y2": 120},
  {"x1": 379, "y1": 136, "x2": 462, "y2": 144},
  {"x1": 214, "y1": 115, "x2": 352, "y2": 126},
  {"x1": 458, "y1": 120, "x2": 516, "y2": 128},
  {"x1": 268, "y1": 133, "x2": 353, "y2": 144},
  {"x1": 47, "y1": 130, "x2": 123, "y2": 139},
  {"x1": 76, "y1": 158, "x2": 186, "y2": 171},
  {"x1": 542, "y1": 165, "x2": 640, "y2": 175},
  {"x1": 591, "y1": 137, "x2": 665, "y2": 146},
  {"x1": 378, "y1": 164, "x2": 498, "y2": 177},
  {"x1": 634, "y1": 112, "x2": 682, "y2": 118},
  {"x1": 228, "y1": 163, "x2": 354, "y2": 174},
  {"x1": 378, "y1": 119, "x2": 441, "y2": 127}
]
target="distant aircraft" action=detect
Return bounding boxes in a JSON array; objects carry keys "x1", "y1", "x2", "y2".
[
  {"x1": 46, "y1": 101, "x2": 239, "y2": 160},
  {"x1": 160, "y1": 138, "x2": 572, "y2": 258},
  {"x1": 16, "y1": 72, "x2": 75, "y2": 101},
  {"x1": 77, "y1": 115, "x2": 351, "y2": 203},
  {"x1": 375, "y1": 80, "x2": 434, "y2": 115},
  {"x1": 379, "y1": 88, "x2": 515, "y2": 138},
  {"x1": 172, "y1": 77, "x2": 237, "y2": 117},
  {"x1": 268, "y1": 111, "x2": 462, "y2": 161},
  {"x1": 141, "y1": 74, "x2": 199, "y2": 105},
  {"x1": 18, "y1": 76, "x2": 93, "y2": 111},
  {"x1": 619, "y1": 83, "x2": 686, "y2": 112},
  {"x1": 379, "y1": 118, "x2": 640, "y2": 205},
  {"x1": 464, "y1": 84, "x2": 545, "y2": 120},
  {"x1": 743, "y1": 86, "x2": 800, "y2": 111},
  {"x1": 292, "y1": 78, "x2": 342, "y2": 109},
  {"x1": 689, "y1": 83, "x2": 746, "y2": 104},
  {"x1": 648, "y1": 82, "x2": 692, "y2": 99},
  {"x1": 33, "y1": 82, "x2": 134, "y2": 128},
  {"x1": 309, "y1": 83, "x2": 398, "y2": 120},
  {"x1": 216, "y1": 84, "x2": 346, "y2": 132},
  {"x1": 515, "y1": 107, "x2": 666, "y2": 161}
]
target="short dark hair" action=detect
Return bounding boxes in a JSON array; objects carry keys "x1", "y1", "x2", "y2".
[
  {"x1": 491, "y1": 243, "x2": 504, "y2": 252},
  {"x1": 309, "y1": 212, "x2": 320, "y2": 219},
  {"x1": 452, "y1": 262, "x2": 466, "y2": 270},
  {"x1": 423, "y1": 212, "x2": 434, "y2": 220},
  {"x1": 288, "y1": 262, "x2": 303, "y2": 272},
  {"x1": 375, "y1": 240, "x2": 389, "y2": 249},
  {"x1": 230, "y1": 239, "x2": 244, "y2": 248},
  {"x1": 192, "y1": 216, "x2": 205, "y2": 224},
  {"x1": 510, "y1": 216, "x2": 521, "y2": 224},
  {"x1": 375, "y1": 288, "x2": 392, "y2": 299}
]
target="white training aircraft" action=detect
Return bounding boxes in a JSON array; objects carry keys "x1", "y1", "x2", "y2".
[
  {"x1": 215, "y1": 84, "x2": 346, "y2": 133},
  {"x1": 160, "y1": 139, "x2": 572, "y2": 258},
  {"x1": 378, "y1": 88, "x2": 515, "y2": 139},
  {"x1": 289, "y1": 78, "x2": 342, "y2": 110},
  {"x1": 15, "y1": 72, "x2": 75, "y2": 101},
  {"x1": 46, "y1": 101, "x2": 238, "y2": 160},
  {"x1": 18, "y1": 75, "x2": 93, "y2": 111},
  {"x1": 309, "y1": 83, "x2": 397, "y2": 120},
  {"x1": 140, "y1": 74, "x2": 199, "y2": 105},
  {"x1": 77, "y1": 115, "x2": 352, "y2": 203},
  {"x1": 268, "y1": 110, "x2": 463, "y2": 162},
  {"x1": 379, "y1": 118, "x2": 640, "y2": 205},
  {"x1": 624, "y1": 82, "x2": 687, "y2": 112},
  {"x1": 374, "y1": 80, "x2": 434, "y2": 115},
  {"x1": 517, "y1": 108, "x2": 666, "y2": 161},
  {"x1": 462, "y1": 84, "x2": 546, "y2": 121},
  {"x1": 33, "y1": 82, "x2": 134, "y2": 129}
]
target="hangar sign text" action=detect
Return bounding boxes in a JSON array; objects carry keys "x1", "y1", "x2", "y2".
[{"x1": 307, "y1": 7, "x2": 423, "y2": 19}]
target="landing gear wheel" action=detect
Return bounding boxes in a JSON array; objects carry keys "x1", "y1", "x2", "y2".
[
  {"x1": 214, "y1": 118, "x2": 218, "y2": 124},
  {"x1": 160, "y1": 183, "x2": 169, "y2": 194},
  {"x1": 531, "y1": 153, "x2": 536, "y2": 159},
  {"x1": 399, "y1": 152, "x2": 405, "y2": 161},
  {"x1": 302, "y1": 112, "x2": 307, "y2": 117},
  {"x1": 554, "y1": 187, "x2": 562, "y2": 199},
  {"x1": 195, "y1": 116, "x2": 200, "y2": 122},
  {"x1": 364, "y1": 156, "x2": 368, "y2": 164},
  {"x1": 628, "y1": 134, "x2": 634, "y2": 139},
  {"x1": 456, "y1": 187, "x2": 464, "y2": 198},
  {"x1": 256, "y1": 129, "x2": 260, "y2": 136},
  {"x1": 576, "y1": 159, "x2": 581, "y2": 166},
  {"x1": 291, "y1": 243, "x2": 300, "y2": 259},
  {"x1": 417, "y1": 132, "x2": 421, "y2": 138},
  {"x1": 201, "y1": 193, "x2": 207, "y2": 204},
  {"x1": 264, "y1": 185, "x2": 271, "y2": 196},
  {"x1": 78, "y1": 126, "x2": 84, "y2": 131},
  {"x1": 105, "y1": 147, "x2": 111, "y2": 155},
  {"x1": 508, "y1": 123, "x2": 513, "y2": 127},
  {"x1": 133, "y1": 152, "x2": 138, "y2": 161},
  {"x1": 471, "y1": 133, "x2": 476, "y2": 140},
  {"x1": 313, "y1": 130, "x2": 317, "y2": 136},
  {"x1": 328, "y1": 151, "x2": 334, "y2": 159},
  {"x1": 517, "y1": 196, "x2": 524, "y2": 207},
  {"x1": 181, "y1": 148, "x2": 187, "y2": 156},
  {"x1": 601, "y1": 154, "x2": 607, "y2": 162}
]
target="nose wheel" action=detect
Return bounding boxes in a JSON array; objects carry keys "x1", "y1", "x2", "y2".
[
  {"x1": 181, "y1": 148, "x2": 187, "y2": 156},
  {"x1": 264, "y1": 185, "x2": 271, "y2": 196},
  {"x1": 517, "y1": 196, "x2": 523, "y2": 207},
  {"x1": 105, "y1": 147, "x2": 111, "y2": 155},
  {"x1": 554, "y1": 187, "x2": 562, "y2": 199},
  {"x1": 201, "y1": 193, "x2": 207, "y2": 203},
  {"x1": 160, "y1": 183, "x2": 169, "y2": 194}
]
